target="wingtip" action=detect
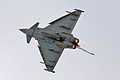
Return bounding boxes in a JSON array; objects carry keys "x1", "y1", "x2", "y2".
[
  {"x1": 36, "y1": 22, "x2": 39, "y2": 25},
  {"x1": 74, "y1": 9, "x2": 84, "y2": 13}
]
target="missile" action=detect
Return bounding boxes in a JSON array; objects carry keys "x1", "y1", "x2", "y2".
[
  {"x1": 74, "y1": 9, "x2": 84, "y2": 12},
  {"x1": 66, "y1": 11, "x2": 72, "y2": 14}
]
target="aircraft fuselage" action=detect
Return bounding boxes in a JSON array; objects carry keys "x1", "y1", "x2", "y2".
[{"x1": 32, "y1": 28, "x2": 79, "y2": 49}]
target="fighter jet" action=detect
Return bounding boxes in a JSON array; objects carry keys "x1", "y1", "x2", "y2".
[{"x1": 19, "y1": 9, "x2": 94, "y2": 73}]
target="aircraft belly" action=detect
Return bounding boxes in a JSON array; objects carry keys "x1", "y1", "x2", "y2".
[{"x1": 19, "y1": 9, "x2": 85, "y2": 73}]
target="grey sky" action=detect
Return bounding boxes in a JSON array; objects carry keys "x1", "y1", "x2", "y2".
[{"x1": 0, "y1": 0, "x2": 120, "y2": 80}]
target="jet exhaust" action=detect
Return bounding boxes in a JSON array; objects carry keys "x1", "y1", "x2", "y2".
[{"x1": 77, "y1": 46, "x2": 94, "y2": 55}]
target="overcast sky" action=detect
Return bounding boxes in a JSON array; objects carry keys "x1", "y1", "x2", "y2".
[{"x1": 0, "y1": 0, "x2": 120, "y2": 80}]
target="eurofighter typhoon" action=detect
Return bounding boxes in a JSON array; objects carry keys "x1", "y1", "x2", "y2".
[{"x1": 19, "y1": 9, "x2": 94, "y2": 73}]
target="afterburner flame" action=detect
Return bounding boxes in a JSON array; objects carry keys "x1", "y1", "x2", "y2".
[
  {"x1": 75, "y1": 39, "x2": 79, "y2": 43},
  {"x1": 72, "y1": 45, "x2": 76, "y2": 49}
]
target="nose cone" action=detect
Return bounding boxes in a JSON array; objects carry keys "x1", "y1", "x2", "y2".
[{"x1": 19, "y1": 29, "x2": 27, "y2": 34}]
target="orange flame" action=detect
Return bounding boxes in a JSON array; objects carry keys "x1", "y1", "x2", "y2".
[
  {"x1": 75, "y1": 39, "x2": 79, "y2": 43},
  {"x1": 72, "y1": 45, "x2": 76, "y2": 49}
]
